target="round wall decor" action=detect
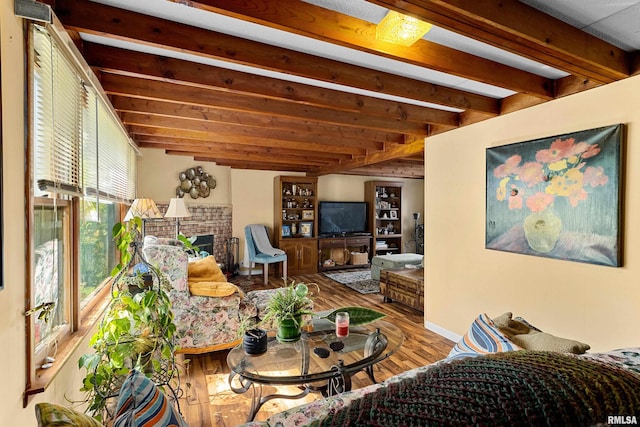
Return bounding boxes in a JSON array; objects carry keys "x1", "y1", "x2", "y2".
[{"x1": 176, "y1": 166, "x2": 216, "y2": 199}]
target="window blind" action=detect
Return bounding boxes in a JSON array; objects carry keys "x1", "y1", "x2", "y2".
[
  {"x1": 32, "y1": 24, "x2": 136, "y2": 202},
  {"x1": 32, "y1": 25, "x2": 82, "y2": 197}
]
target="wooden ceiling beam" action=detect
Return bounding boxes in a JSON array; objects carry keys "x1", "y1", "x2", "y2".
[
  {"x1": 309, "y1": 134, "x2": 425, "y2": 176},
  {"x1": 111, "y1": 96, "x2": 408, "y2": 144},
  {"x1": 368, "y1": 0, "x2": 631, "y2": 83},
  {"x1": 127, "y1": 126, "x2": 367, "y2": 156},
  {"x1": 343, "y1": 163, "x2": 424, "y2": 179},
  {"x1": 193, "y1": 158, "x2": 315, "y2": 173},
  {"x1": 135, "y1": 139, "x2": 354, "y2": 161},
  {"x1": 157, "y1": 145, "x2": 343, "y2": 164},
  {"x1": 165, "y1": 150, "x2": 330, "y2": 166},
  {"x1": 100, "y1": 73, "x2": 436, "y2": 135},
  {"x1": 170, "y1": 0, "x2": 552, "y2": 98},
  {"x1": 54, "y1": 0, "x2": 547, "y2": 103},
  {"x1": 84, "y1": 42, "x2": 465, "y2": 123},
  {"x1": 120, "y1": 112, "x2": 383, "y2": 151}
]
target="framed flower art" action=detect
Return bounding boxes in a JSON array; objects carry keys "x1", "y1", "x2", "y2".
[{"x1": 485, "y1": 124, "x2": 623, "y2": 266}]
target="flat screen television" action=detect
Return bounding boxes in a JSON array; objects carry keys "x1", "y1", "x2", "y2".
[{"x1": 319, "y1": 201, "x2": 369, "y2": 236}]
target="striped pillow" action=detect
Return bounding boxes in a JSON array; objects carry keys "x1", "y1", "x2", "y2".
[
  {"x1": 447, "y1": 313, "x2": 520, "y2": 361},
  {"x1": 114, "y1": 370, "x2": 187, "y2": 427}
]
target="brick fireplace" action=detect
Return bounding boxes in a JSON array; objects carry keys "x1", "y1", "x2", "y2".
[{"x1": 144, "y1": 203, "x2": 233, "y2": 268}]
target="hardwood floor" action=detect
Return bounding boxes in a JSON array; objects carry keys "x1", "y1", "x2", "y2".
[{"x1": 175, "y1": 271, "x2": 454, "y2": 427}]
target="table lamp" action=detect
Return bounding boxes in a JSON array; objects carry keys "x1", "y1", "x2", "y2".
[
  {"x1": 124, "y1": 198, "x2": 163, "y2": 237},
  {"x1": 164, "y1": 197, "x2": 191, "y2": 238}
]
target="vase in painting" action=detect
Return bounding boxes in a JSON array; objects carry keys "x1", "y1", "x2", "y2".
[{"x1": 523, "y1": 209, "x2": 562, "y2": 253}]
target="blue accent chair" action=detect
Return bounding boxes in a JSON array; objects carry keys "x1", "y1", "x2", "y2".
[{"x1": 244, "y1": 225, "x2": 287, "y2": 284}]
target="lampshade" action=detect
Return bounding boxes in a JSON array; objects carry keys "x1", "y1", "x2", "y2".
[
  {"x1": 165, "y1": 198, "x2": 191, "y2": 219},
  {"x1": 376, "y1": 10, "x2": 432, "y2": 47},
  {"x1": 124, "y1": 198, "x2": 163, "y2": 221}
]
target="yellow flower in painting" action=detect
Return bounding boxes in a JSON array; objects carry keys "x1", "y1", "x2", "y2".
[
  {"x1": 545, "y1": 168, "x2": 583, "y2": 197},
  {"x1": 496, "y1": 177, "x2": 510, "y2": 201},
  {"x1": 548, "y1": 159, "x2": 568, "y2": 172}
]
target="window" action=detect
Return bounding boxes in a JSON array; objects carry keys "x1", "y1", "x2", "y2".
[
  {"x1": 79, "y1": 200, "x2": 117, "y2": 308},
  {"x1": 33, "y1": 200, "x2": 71, "y2": 360},
  {"x1": 26, "y1": 23, "x2": 137, "y2": 395}
]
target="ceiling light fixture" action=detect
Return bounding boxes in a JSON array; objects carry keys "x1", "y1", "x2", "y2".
[{"x1": 376, "y1": 10, "x2": 432, "y2": 47}]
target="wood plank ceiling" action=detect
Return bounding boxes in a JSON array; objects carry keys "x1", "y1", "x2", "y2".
[{"x1": 50, "y1": 0, "x2": 638, "y2": 179}]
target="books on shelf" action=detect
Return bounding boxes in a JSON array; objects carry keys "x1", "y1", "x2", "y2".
[{"x1": 376, "y1": 240, "x2": 388, "y2": 250}]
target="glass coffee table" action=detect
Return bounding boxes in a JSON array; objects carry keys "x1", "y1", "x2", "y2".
[{"x1": 227, "y1": 316, "x2": 404, "y2": 422}]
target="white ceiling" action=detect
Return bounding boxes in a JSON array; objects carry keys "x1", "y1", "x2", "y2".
[{"x1": 86, "y1": 0, "x2": 640, "y2": 111}]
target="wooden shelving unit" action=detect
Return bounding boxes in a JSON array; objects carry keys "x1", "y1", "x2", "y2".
[
  {"x1": 318, "y1": 235, "x2": 372, "y2": 272},
  {"x1": 365, "y1": 181, "x2": 404, "y2": 256},
  {"x1": 274, "y1": 176, "x2": 318, "y2": 274}
]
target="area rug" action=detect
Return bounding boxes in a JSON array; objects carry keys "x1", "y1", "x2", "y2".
[{"x1": 323, "y1": 270, "x2": 380, "y2": 294}]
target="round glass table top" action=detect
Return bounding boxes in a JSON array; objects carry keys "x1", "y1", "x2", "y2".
[{"x1": 227, "y1": 317, "x2": 404, "y2": 384}]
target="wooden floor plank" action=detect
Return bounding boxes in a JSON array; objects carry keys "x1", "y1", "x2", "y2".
[{"x1": 175, "y1": 271, "x2": 453, "y2": 426}]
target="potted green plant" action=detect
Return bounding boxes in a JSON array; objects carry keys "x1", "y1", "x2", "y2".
[
  {"x1": 262, "y1": 281, "x2": 318, "y2": 342},
  {"x1": 77, "y1": 217, "x2": 178, "y2": 422}
]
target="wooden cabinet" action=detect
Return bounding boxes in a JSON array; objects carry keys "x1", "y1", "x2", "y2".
[
  {"x1": 365, "y1": 181, "x2": 404, "y2": 256},
  {"x1": 318, "y1": 236, "x2": 372, "y2": 272},
  {"x1": 274, "y1": 176, "x2": 318, "y2": 274},
  {"x1": 280, "y1": 239, "x2": 318, "y2": 274}
]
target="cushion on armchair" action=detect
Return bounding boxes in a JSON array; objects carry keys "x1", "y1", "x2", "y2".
[
  {"x1": 114, "y1": 369, "x2": 186, "y2": 427},
  {"x1": 493, "y1": 311, "x2": 590, "y2": 354},
  {"x1": 491, "y1": 311, "x2": 534, "y2": 335},
  {"x1": 189, "y1": 281, "x2": 242, "y2": 297},
  {"x1": 511, "y1": 331, "x2": 590, "y2": 354},
  {"x1": 187, "y1": 255, "x2": 226, "y2": 283},
  {"x1": 35, "y1": 403, "x2": 103, "y2": 427},
  {"x1": 447, "y1": 313, "x2": 521, "y2": 360}
]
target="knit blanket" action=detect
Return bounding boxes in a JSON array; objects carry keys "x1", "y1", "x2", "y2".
[
  {"x1": 321, "y1": 351, "x2": 640, "y2": 426},
  {"x1": 250, "y1": 224, "x2": 285, "y2": 256}
]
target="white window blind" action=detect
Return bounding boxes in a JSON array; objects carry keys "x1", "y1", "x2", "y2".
[
  {"x1": 32, "y1": 26, "x2": 82, "y2": 197},
  {"x1": 31, "y1": 24, "x2": 136, "y2": 201},
  {"x1": 82, "y1": 85, "x2": 98, "y2": 197},
  {"x1": 97, "y1": 102, "x2": 136, "y2": 201}
]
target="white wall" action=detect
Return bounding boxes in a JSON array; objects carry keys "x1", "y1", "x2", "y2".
[{"x1": 425, "y1": 74, "x2": 640, "y2": 352}]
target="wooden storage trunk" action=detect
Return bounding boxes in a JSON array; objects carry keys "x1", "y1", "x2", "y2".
[{"x1": 381, "y1": 268, "x2": 424, "y2": 313}]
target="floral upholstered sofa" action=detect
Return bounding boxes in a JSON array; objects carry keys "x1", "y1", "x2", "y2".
[
  {"x1": 239, "y1": 313, "x2": 640, "y2": 426},
  {"x1": 143, "y1": 236, "x2": 259, "y2": 353}
]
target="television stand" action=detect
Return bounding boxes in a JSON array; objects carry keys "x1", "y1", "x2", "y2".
[{"x1": 318, "y1": 236, "x2": 371, "y2": 272}]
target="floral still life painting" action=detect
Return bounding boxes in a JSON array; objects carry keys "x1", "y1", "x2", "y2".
[{"x1": 485, "y1": 124, "x2": 623, "y2": 266}]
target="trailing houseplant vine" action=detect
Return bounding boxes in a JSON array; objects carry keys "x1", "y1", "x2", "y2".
[{"x1": 77, "y1": 217, "x2": 178, "y2": 421}]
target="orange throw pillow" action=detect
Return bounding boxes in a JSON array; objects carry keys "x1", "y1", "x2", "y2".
[
  {"x1": 188, "y1": 255, "x2": 226, "y2": 283},
  {"x1": 189, "y1": 282, "x2": 241, "y2": 297}
]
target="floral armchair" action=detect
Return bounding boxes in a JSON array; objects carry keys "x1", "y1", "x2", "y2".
[{"x1": 142, "y1": 236, "x2": 257, "y2": 354}]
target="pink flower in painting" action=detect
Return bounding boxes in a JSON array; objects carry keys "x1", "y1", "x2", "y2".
[
  {"x1": 526, "y1": 192, "x2": 554, "y2": 213},
  {"x1": 535, "y1": 137, "x2": 575, "y2": 163},
  {"x1": 508, "y1": 188, "x2": 523, "y2": 210},
  {"x1": 517, "y1": 161, "x2": 545, "y2": 187},
  {"x1": 568, "y1": 188, "x2": 588, "y2": 207},
  {"x1": 494, "y1": 136, "x2": 609, "y2": 212},
  {"x1": 582, "y1": 144, "x2": 601, "y2": 159},
  {"x1": 583, "y1": 166, "x2": 609, "y2": 187},
  {"x1": 493, "y1": 154, "x2": 521, "y2": 178},
  {"x1": 565, "y1": 141, "x2": 592, "y2": 158}
]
